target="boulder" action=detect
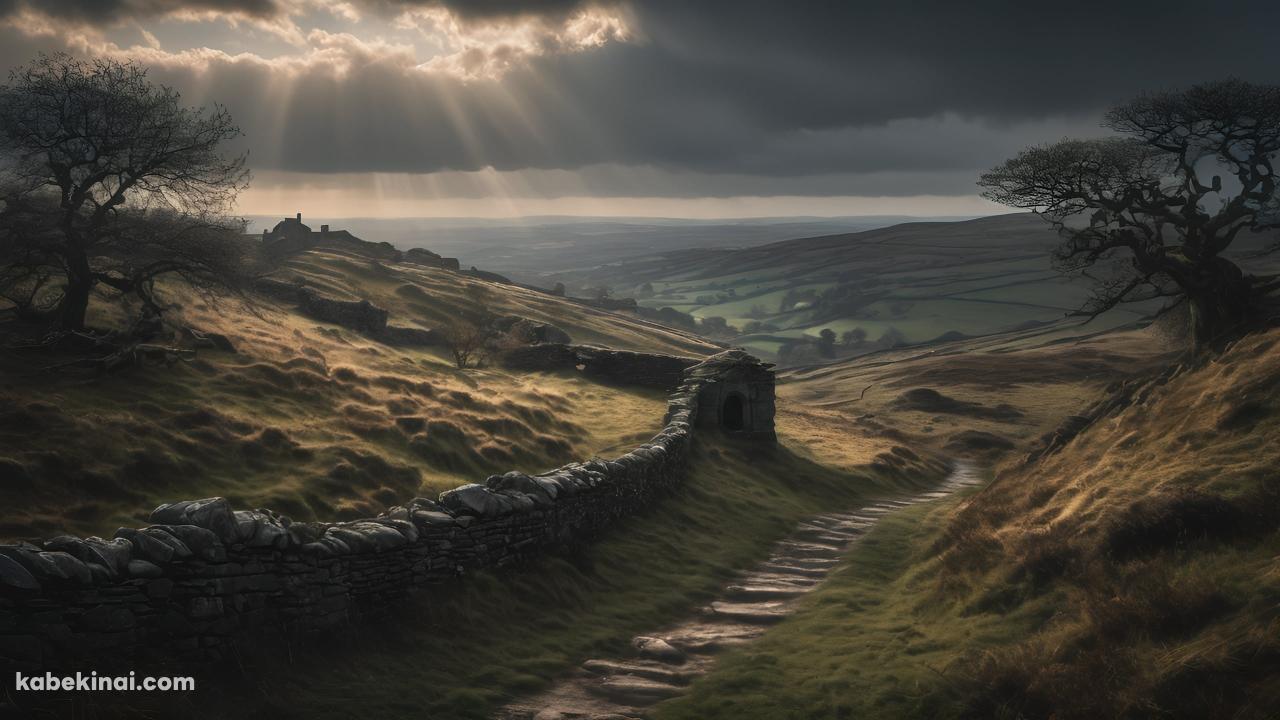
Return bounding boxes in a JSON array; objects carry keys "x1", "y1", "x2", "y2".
[
  {"x1": 287, "y1": 523, "x2": 325, "y2": 546},
  {"x1": 326, "y1": 522, "x2": 407, "y2": 552},
  {"x1": 0, "y1": 554, "x2": 39, "y2": 592},
  {"x1": 486, "y1": 471, "x2": 555, "y2": 505},
  {"x1": 532, "y1": 476, "x2": 563, "y2": 500},
  {"x1": 151, "y1": 524, "x2": 223, "y2": 561},
  {"x1": 411, "y1": 510, "x2": 458, "y2": 527},
  {"x1": 140, "y1": 527, "x2": 192, "y2": 559},
  {"x1": 150, "y1": 498, "x2": 238, "y2": 543},
  {"x1": 127, "y1": 560, "x2": 164, "y2": 578},
  {"x1": 114, "y1": 528, "x2": 174, "y2": 565},
  {"x1": 439, "y1": 484, "x2": 513, "y2": 517},
  {"x1": 374, "y1": 518, "x2": 419, "y2": 543},
  {"x1": 494, "y1": 490, "x2": 537, "y2": 512},
  {"x1": 43, "y1": 536, "x2": 132, "y2": 578},
  {"x1": 233, "y1": 510, "x2": 290, "y2": 548},
  {"x1": 632, "y1": 636, "x2": 686, "y2": 664},
  {"x1": 31, "y1": 551, "x2": 92, "y2": 585}
]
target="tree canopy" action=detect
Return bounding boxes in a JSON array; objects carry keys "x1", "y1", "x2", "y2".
[
  {"x1": 0, "y1": 53, "x2": 252, "y2": 330},
  {"x1": 980, "y1": 79, "x2": 1280, "y2": 349}
]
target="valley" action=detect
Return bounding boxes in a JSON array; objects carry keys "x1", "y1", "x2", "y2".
[
  {"x1": 2, "y1": 211, "x2": 1275, "y2": 720},
  {"x1": 3, "y1": 12, "x2": 1279, "y2": 719}
]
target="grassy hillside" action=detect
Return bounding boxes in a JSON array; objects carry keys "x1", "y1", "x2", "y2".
[
  {"x1": 558, "y1": 215, "x2": 1143, "y2": 355},
  {"x1": 656, "y1": 326, "x2": 1280, "y2": 720},
  {"x1": 779, "y1": 326, "x2": 1172, "y2": 463},
  {"x1": 60, "y1": 425, "x2": 949, "y2": 720},
  {"x1": 0, "y1": 248, "x2": 718, "y2": 540},
  {"x1": 553, "y1": 214, "x2": 1279, "y2": 362},
  {"x1": 245, "y1": 215, "x2": 924, "y2": 283}
]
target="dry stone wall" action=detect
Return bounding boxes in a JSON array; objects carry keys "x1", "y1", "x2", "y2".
[
  {"x1": 499, "y1": 344, "x2": 699, "y2": 390},
  {"x1": 0, "y1": 351, "x2": 769, "y2": 673}
]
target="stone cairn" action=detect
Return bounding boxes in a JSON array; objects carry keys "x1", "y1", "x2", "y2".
[{"x1": 0, "y1": 350, "x2": 774, "y2": 673}]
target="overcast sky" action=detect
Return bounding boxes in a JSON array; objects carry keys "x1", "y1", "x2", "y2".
[{"x1": 1, "y1": 0, "x2": 1276, "y2": 218}]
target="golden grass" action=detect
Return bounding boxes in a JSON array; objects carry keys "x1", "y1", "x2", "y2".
[
  {"x1": 779, "y1": 328, "x2": 1172, "y2": 459},
  {"x1": 0, "y1": 250, "x2": 716, "y2": 540},
  {"x1": 662, "y1": 327, "x2": 1280, "y2": 720}
]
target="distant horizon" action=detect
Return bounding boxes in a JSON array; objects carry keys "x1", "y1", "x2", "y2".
[{"x1": 241, "y1": 209, "x2": 1020, "y2": 225}]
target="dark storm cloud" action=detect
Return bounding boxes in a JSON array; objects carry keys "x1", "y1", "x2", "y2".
[
  {"x1": 2, "y1": 0, "x2": 280, "y2": 23},
  {"x1": 1, "y1": 0, "x2": 1278, "y2": 191},
  {"x1": 360, "y1": 0, "x2": 598, "y2": 21},
  {"x1": 0, "y1": 0, "x2": 595, "y2": 24}
]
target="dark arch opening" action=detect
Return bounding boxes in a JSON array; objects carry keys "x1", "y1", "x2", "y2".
[{"x1": 722, "y1": 393, "x2": 746, "y2": 432}]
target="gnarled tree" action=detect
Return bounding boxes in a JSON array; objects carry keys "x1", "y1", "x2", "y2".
[
  {"x1": 979, "y1": 79, "x2": 1280, "y2": 349},
  {"x1": 0, "y1": 53, "x2": 251, "y2": 331}
]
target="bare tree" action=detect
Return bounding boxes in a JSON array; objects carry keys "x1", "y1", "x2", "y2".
[
  {"x1": 0, "y1": 53, "x2": 251, "y2": 331},
  {"x1": 443, "y1": 318, "x2": 490, "y2": 369},
  {"x1": 980, "y1": 79, "x2": 1280, "y2": 349}
]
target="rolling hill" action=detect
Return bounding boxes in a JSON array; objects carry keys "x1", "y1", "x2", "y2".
[
  {"x1": 245, "y1": 215, "x2": 935, "y2": 283},
  {"x1": 656, "y1": 324, "x2": 1280, "y2": 720},
  {"x1": 0, "y1": 246, "x2": 718, "y2": 541},
  {"x1": 549, "y1": 214, "x2": 1279, "y2": 362}
]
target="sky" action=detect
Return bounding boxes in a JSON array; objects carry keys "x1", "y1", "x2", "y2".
[{"x1": 1, "y1": 0, "x2": 1277, "y2": 219}]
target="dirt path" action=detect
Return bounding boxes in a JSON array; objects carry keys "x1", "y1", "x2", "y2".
[{"x1": 497, "y1": 462, "x2": 985, "y2": 720}]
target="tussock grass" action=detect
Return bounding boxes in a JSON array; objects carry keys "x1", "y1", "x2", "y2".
[
  {"x1": 0, "y1": 249, "x2": 716, "y2": 540},
  {"x1": 780, "y1": 327, "x2": 1171, "y2": 463},
  {"x1": 661, "y1": 327, "x2": 1280, "y2": 720}
]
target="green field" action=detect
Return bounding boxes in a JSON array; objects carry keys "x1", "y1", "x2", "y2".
[{"x1": 550, "y1": 214, "x2": 1279, "y2": 362}]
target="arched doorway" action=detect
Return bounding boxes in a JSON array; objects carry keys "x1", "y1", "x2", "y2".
[{"x1": 722, "y1": 393, "x2": 746, "y2": 431}]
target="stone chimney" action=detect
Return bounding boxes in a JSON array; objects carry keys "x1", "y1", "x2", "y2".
[
  {"x1": 321, "y1": 224, "x2": 329, "y2": 233},
  {"x1": 295, "y1": 212, "x2": 302, "y2": 222}
]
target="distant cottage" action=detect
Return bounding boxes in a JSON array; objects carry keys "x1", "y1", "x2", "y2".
[{"x1": 258, "y1": 213, "x2": 460, "y2": 270}]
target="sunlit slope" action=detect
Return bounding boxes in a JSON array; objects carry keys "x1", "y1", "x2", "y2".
[
  {"x1": 661, "y1": 327, "x2": 1280, "y2": 720},
  {"x1": 0, "y1": 250, "x2": 718, "y2": 540},
  {"x1": 278, "y1": 248, "x2": 717, "y2": 356},
  {"x1": 779, "y1": 326, "x2": 1172, "y2": 462}
]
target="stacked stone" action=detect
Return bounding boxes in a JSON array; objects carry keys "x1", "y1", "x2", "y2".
[
  {"x1": 0, "y1": 352, "x2": 735, "y2": 673},
  {"x1": 498, "y1": 344, "x2": 699, "y2": 389},
  {"x1": 296, "y1": 289, "x2": 389, "y2": 334}
]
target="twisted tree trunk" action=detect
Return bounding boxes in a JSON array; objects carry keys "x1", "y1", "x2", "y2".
[
  {"x1": 1186, "y1": 258, "x2": 1253, "y2": 350},
  {"x1": 57, "y1": 251, "x2": 94, "y2": 331}
]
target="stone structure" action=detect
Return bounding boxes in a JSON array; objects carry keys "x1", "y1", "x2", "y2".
[
  {"x1": 253, "y1": 279, "x2": 440, "y2": 346},
  {"x1": 688, "y1": 349, "x2": 777, "y2": 441},
  {"x1": 402, "y1": 248, "x2": 462, "y2": 271},
  {"x1": 0, "y1": 350, "x2": 775, "y2": 673},
  {"x1": 296, "y1": 288, "x2": 389, "y2": 334},
  {"x1": 490, "y1": 316, "x2": 572, "y2": 346},
  {"x1": 258, "y1": 213, "x2": 460, "y2": 269},
  {"x1": 498, "y1": 344, "x2": 701, "y2": 390}
]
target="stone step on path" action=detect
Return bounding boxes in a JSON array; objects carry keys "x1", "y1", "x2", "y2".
[
  {"x1": 497, "y1": 462, "x2": 985, "y2": 720},
  {"x1": 751, "y1": 565, "x2": 832, "y2": 581},
  {"x1": 723, "y1": 583, "x2": 809, "y2": 601},
  {"x1": 760, "y1": 556, "x2": 840, "y2": 571},
  {"x1": 581, "y1": 659, "x2": 698, "y2": 685}
]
